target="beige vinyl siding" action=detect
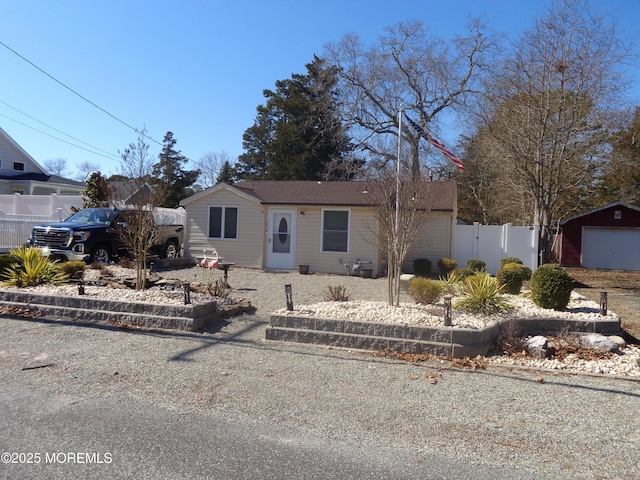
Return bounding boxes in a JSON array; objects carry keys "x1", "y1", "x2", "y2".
[
  {"x1": 293, "y1": 206, "x2": 379, "y2": 276},
  {"x1": 404, "y1": 212, "x2": 453, "y2": 273},
  {"x1": 185, "y1": 189, "x2": 264, "y2": 268}
]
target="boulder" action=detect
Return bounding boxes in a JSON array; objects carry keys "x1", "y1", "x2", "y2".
[
  {"x1": 579, "y1": 334, "x2": 619, "y2": 353},
  {"x1": 526, "y1": 335, "x2": 549, "y2": 359},
  {"x1": 607, "y1": 335, "x2": 627, "y2": 349}
]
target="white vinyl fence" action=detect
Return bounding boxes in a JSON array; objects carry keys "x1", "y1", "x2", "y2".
[
  {"x1": 453, "y1": 223, "x2": 539, "y2": 274},
  {"x1": 0, "y1": 209, "x2": 69, "y2": 252},
  {"x1": 0, "y1": 193, "x2": 82, "y2": 215},
  {"x1": 0, "y1": 194, "x2": 186, "y2": 253}
]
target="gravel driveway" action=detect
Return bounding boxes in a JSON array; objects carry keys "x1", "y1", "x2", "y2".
[
  {"x1": 161, "y1": 265, "x2": 398, "y2": 313},
  {"x1": 1, "y1": 266, "x2": 639, "y2": 478}
]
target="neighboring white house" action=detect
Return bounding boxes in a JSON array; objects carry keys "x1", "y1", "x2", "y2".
[
  {"x1": 0, "y1": 126, "x2": 84, "y2": 195},
  {"x1": 180, "y1": 180, "x2": 458, "y2": 276}
]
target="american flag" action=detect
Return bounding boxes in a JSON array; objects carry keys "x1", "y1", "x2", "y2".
[{"x1": 403, "y1": 113, "x2": 464, "y2": 171}]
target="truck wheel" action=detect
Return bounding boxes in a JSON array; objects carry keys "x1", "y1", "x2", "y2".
[
  {"x1": 161, "y1": 240, "x2": 179, "y2": 259},
  {"x1": 91, "y1": 244, "x2": 111, "y2": 264}
]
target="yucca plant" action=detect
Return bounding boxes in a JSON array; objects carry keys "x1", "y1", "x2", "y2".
[
  {"x1": 439, "y1": 269, "x2": 468, "y2": 295},
  {"x1": 1, "y1": 246, "x2": 68, "y2": 287},
  {"x1": 454, "y1": 273, "x2": 512, "y2": 315}
]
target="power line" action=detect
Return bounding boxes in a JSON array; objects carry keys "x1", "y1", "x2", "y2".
[
  {"x1": 0, "y1": 99, "x2": 121, "y2": 160},
  {"x1": 0, "y1": 112, "x2": 122, "y2": 161},
  {"x1": 0, "y1": 39, "x2": 162, "y2": 147}
]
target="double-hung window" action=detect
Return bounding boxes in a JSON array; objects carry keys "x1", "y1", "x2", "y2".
[
  {"x1": 208, "y1": 206, "x2": 238, "y2": 239},
  {"x1": 322, "y1": 210, "x2": 349, "y2": 253}
]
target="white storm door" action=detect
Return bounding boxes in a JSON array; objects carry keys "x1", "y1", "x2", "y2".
[{"x1": 267, "y1": 209, "x2": 296, "y2": 269}]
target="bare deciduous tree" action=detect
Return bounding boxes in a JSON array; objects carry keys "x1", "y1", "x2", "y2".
[
  {"x1": 476, "y1": 0, "x2": 632, "y2": 261},
  {"x1": 324, "y1": 19, "x2": 496, "y2": 179},
  {"x1": 43, "y1": 158, "x2": 69, "y2": 177},
  {"x1": 194, "y1": 151, "x2": 235, "y2": 188},
  {"x1": 116, "y1": 129, "x2": 166, "y2": 290},
  {"x1": 363, "y1": 157, "x2": 436, "y2": 306},
  {"x1": 74, "y1": 160, "x2": 101, "y2": 182}
]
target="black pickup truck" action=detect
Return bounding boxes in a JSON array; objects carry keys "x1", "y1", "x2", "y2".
[{"x1": 29, "y1": 207, "x2": 184, "y2": 263}]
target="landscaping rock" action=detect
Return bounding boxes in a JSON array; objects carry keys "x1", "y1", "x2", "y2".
[
  {"x1": 579, "y1": 334, "x2": 619, "y2": 353},
  {"x1": 399, "y1": 274, "x2": 415, "y2": 292},
  {"x1": 526, "y1": 335, "x2": 549, "y2": 359},
  {"x1": 607, "y1": 335, "x2": 627, "y2": 349}
]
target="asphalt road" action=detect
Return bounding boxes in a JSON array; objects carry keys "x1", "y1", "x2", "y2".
[
  {"x1": 2, "y1": 266, "x2": 639, "y2": 480},
  {"x1": 0, "y1": 381, "x2": 528, "y2": 480}
]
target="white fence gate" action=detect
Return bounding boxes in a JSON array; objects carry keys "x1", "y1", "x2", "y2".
[{"x1": 453, "y1": 223, "x2": 539, "y2": 274}]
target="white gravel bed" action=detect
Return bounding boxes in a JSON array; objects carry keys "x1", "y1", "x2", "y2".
[
  {"x1": 273, "y1": 292, "x2": 620, "y2": 329},
  {"x1": 3, "y1": 283, "x2": 227, "y2": 306},
  {"x1": 2, "y1": 265, "x2": 638, "y2": 377},
  {"x1": 486, "y1": 345, "x2": 640, "y2": 376}
]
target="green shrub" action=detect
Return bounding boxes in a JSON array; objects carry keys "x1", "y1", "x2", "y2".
[
  {"x1": 500, "y1": 257, "x2": 523, "y2": 268},
  {"x1": 454, "y1": 273, "x2": 512, "y2": 315},
  {"x1": 437, "y1": 258, "x2": 458, "y2": 275},
  {"x1": 408, "y1": 277, "x2": 445, "y2": 305},
  {"x1": 466, "y1": 258, "x2": 486, "y2": 273},
  {"x1": 413, "y1": 258, "x2": 432, "y2": 277},
  {"x1": 450, "y1": 268, "x2": 475, "y2": 281},
  {"x1": 1, "y1": 246, "x2": 68, "y2": 287},
  {"x1": 529, "y1": 264, "x2": 574, "y2": 310},
  {"x1": 496, "y1": 263, "x2": 533, "y2": 295},
  {"x1": 0, "y1": 253, "x2": 22, "y2": 281},
  {"x1": 325, "y1": 285, "x2": 351, "y2": 302},
  {"x1": 57, "y1": 260, "x2": 87, "y2": 279}
]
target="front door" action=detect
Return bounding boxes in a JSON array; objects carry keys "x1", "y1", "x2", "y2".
[{"x1": 267, "y1": 209, "x2": 296, "y2": 269}]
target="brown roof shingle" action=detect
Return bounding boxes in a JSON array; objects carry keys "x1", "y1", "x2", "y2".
[{"x1": 231, "y1": 180, "x2": 456, "y2": 211}]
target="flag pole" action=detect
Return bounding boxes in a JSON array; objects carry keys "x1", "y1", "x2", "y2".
[{"x1": 394, "y1": 107, "x2": 402, "y2": 304}]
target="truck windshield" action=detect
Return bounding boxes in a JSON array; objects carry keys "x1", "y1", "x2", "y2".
[{"x1": 65, "y1": 208, "x2": 116, "y2": 225}]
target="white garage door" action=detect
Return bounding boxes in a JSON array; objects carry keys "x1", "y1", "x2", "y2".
[{"x1": 582, "y1": 227, "x2": 640, "y2": 270}]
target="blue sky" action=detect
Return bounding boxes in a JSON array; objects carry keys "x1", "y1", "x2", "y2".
[{"x1": 1, "y1": 0, "x2": 639, "y2": 179}]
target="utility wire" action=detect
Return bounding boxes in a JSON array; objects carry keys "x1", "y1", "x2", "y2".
[
  {"x1": 0, "y1": 99, "x2": 120, "y2": 160},
  {"x1": 0, "y1": 39, "x2": 161, "y2": 146},
  {"x1": 0, "y1": 112, "x2": 122, "y2": 161}
]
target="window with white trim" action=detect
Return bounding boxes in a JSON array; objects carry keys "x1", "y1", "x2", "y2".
[
  {"x1": 13, "y1": 162, "x2": 25, "y2": 171},
  {"x1": 208, "y1": 206, "x2": 238, "y2": 239},
  {"x1": 322, "y1": 210, "x2": 349, "y2": 253}
]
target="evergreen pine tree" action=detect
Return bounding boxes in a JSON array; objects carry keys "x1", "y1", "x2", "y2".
[
  {"x1": 82, "y1": 172, "x2": 112, "y2": 208},
  {"x1": 153, "y1": 132, "x2": 201, "y2": 207},
  {"x1": 216, "y1": 161, "x2": 236, "y2": 184},
  {"x1": 236, "y1": 56, "x2": 355, "y2": 180}
]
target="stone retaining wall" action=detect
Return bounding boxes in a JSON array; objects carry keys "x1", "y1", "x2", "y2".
[
  {"x1": 0, "y1": 290, "x2": 222, "y2": 331},
  {"x1": 266, "y1": 313, "x2": 621, "y2": 358}
]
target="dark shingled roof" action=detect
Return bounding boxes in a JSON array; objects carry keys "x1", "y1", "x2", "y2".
[{"x1": 230, "y1": 180, "x2": 456, "y2": 210}]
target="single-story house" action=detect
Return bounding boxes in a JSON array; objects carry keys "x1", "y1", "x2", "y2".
[
  {"x1": 0, "y1": 126, "x2": 84, "y2": 195},
  {"x1": 557, "y1": 201, "x2": 640, "y2": 271},
  {"x1": 180, "y1": 180, "x2": 457, "y2": 276}
]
